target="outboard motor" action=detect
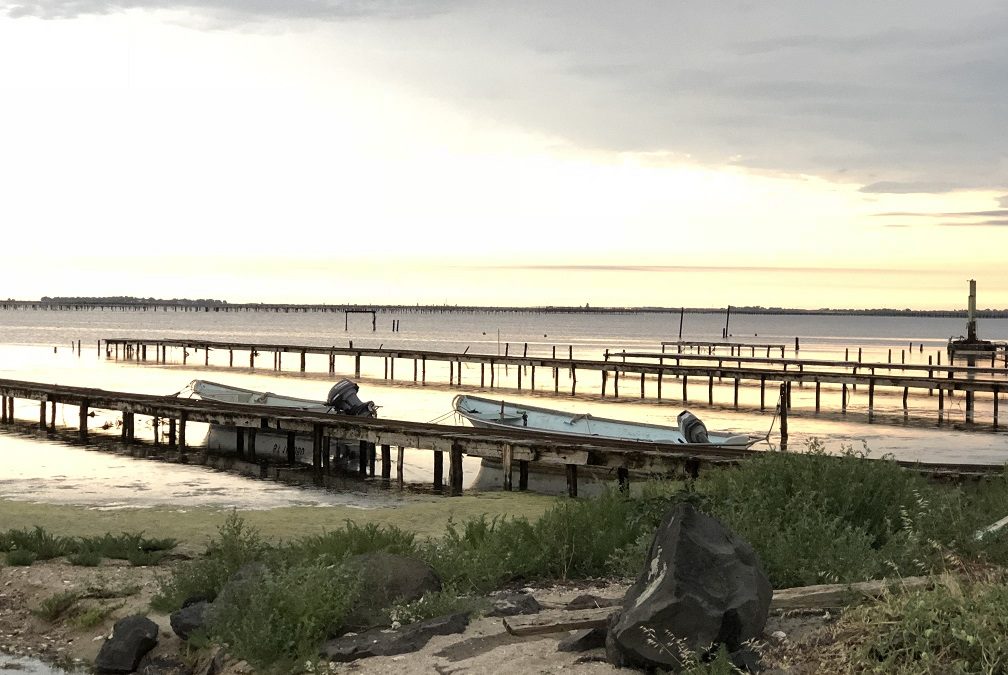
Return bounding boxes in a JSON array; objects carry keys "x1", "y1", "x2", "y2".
[
  {"x1": 326, "y1": 379, "x2": 378, "y2": 417},
  {"x1": 677, "y1": 410, "x2": 710, "y2": 444}
]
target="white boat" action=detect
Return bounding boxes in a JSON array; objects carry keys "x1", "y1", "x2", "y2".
[
  {"x1": 453, "y1": 393, "x2": 753, "y2": 447},
  {"x1": 184, "y1": 379, "x2": 376, "y2": 464}
]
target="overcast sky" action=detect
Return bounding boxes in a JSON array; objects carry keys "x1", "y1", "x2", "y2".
[{"x1": 1, "y1": 1, "x2": 1006, "y2": 307}]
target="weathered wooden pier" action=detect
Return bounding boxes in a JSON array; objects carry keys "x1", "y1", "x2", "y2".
[
  {"x1": 1, "y1": 378, "x2": 1000, "y2": 493},
  {"x1": 104, "y1": 338, "x2": 1008, "y2": 425},
  {"x1": 0, "y1": 377, "x2": 758, "y2": 498}
]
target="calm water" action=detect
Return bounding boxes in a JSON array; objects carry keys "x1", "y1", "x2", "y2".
[{"x1": 1, "y1": 308, "x2": 1007, "y2": 507}]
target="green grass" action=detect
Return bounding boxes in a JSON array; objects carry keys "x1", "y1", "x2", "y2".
[{"x1": 6, "y1": 549, "x2": 37, "y2": 566}]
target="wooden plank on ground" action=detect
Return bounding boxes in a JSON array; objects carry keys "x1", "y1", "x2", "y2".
[{"x1": 503, "y1": 575, "x2": 936, "y2": 637}]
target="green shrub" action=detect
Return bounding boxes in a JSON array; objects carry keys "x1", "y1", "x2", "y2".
[
  {"x1": 67, "y1": 550, "x2": 103, "y2": 567},
  {"x1": 34, "y1": 591, "x2": 80, "y2": 622},
  {"x1": 6, "y1": 549, "x2": 37, "y2": 566},
  {"x1": 5, "y1": 526, "x2": 70, "y2": 560},
  {"x1": 831, "y1": 574, "x2": 1008, "y2": 673},
  {"x1": 127, "y1": 549, "x2": 165, "y2": 567},
  {"x1": 206, "y1": 562, "x2": 359, "y2": 671},
  {"x1": 278, "y1": 521, "x2": 417, "y2": 566},
  {"x1": 75, "y1": 532, "x2": 177, "y2": 560},
  {"x1": 151, "y1": 511, "x2": 267, "y2": 611},
  {"x1": 74, "y1": 602, "x2": 123, "y2": 629}
]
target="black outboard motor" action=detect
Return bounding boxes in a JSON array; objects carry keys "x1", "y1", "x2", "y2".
[
  {"x1": 677, "y1": 410, "x2": 710, "y2": 444},
  {"x1": 326, "y1": 379, "x2": 377, "y2": 417}
]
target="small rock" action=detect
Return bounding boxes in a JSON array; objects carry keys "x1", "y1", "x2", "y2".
[
  {"x1": 321, "y1": 612, "x2": 470, "y2": 662},
  {"x1": 557, "y1": 627, "x2": 607, "y2": 653},
  {"x1": 565, "y1": 594, "x2": 621, "y2": 611},
  {"x1": 770, "y1": 630, "x2": 787, "y2": 643},
  {"x1": 487, "y1": 592, "x2": 541, "y2": 617}
]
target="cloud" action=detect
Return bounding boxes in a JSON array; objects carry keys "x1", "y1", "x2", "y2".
[
  {"x1": 859, "y1": 182, "x2": 966, "y2": 194},
  {"x1": 2, "y1": 0, "x2": 453, "y2": 20},
  {"x1": 873, "y1": 209, "x2": 1008, "y2": 217},
  {"x1": 4, "y1": 0, "x2": 1008, "y2": 192},
  {"x1": 939, "y1": 218, "x2": 1008, "y2": 227}
]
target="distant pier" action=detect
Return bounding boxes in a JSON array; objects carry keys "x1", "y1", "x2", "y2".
[{"x1": 102, "y1": 337, "x2": 1008, "y2": 427}]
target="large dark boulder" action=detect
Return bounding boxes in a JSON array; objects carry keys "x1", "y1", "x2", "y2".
[
  {"x1": 321, "y1": 612, "x2": 470, "y2": 662},
  {"x1": 95, "y1": 615, "x2": 159, "y2": 673},
  {"x1": 340, "y1": 552, "x2": 442, "y2": 631},
  {"x1": 170, "y1": 601, "x2": 209, "y2": 640},
  {"x1": 606, "y1": 502, "x2": 771, "y2": 672}
]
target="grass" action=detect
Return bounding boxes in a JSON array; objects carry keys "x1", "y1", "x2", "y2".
[{"x1": 34, "y1": 591, "x2": 81, "y2": 622}]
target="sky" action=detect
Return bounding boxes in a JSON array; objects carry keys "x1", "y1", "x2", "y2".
[{"x1": 1, "y1": 1, "x2": 1006, "y2": 309}]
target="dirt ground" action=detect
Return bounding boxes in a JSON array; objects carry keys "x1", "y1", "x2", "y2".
[{"x1": 0, "y1": 558, "x2": 839, "y2": 674}]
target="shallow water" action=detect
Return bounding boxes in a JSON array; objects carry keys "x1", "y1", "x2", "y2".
[
  {"x1": 2, "y1": 308, "x2": 1007, "y2": 508},
  {"x1": 0, "y1": 656, "x2": 77, "y2": 674}
]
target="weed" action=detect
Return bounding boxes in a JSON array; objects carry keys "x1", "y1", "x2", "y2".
[
  {"x1": 73, "y1": 601, "x2": 124, "y2": 629},
  {"x1": 6, "y1": 549, "x2": 37, "y2": 566},
  {"x1": 385, "y1": 591, "x2": 486, "y2": 627},
  {"x1": 151, "y1": 511, "x2": 267, "y2": 611},
  {"x1": 34, "y1": 591, "x2": 80, "y2": 622},
  {"x1": 206, "y1": 562, "x2": 359, "y2": 671},
  {"x1": 68, "y1": 550, "x2": 103, "y2": 567}
]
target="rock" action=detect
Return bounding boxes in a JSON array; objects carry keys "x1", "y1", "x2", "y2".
[
  {"x1": 170, "y1": 601, "x2": 209, "y2": 641},
  {"x1": 557, "y1": 627, "x2": 607, "y2": 653},
  {"x1": 340, "y1": 553, "x2": 442, "y2": 631},
  {"x1": 565, "y1": 594, "x2": 622, "y2": 611},
  {"x1": 487, "y1": 592, "x2": 541, "y2": 617},
  {"x1": 606, "y1": 502, "x2": 772, "y2": 672},
  {"x1": 94, "y1": 615, "x2": 159, "y2": 674},
  {"x1": 321, "y1": 612, "x2": 470, "y2": 662}
]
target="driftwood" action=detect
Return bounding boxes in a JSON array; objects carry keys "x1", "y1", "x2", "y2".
[{"x1": 503, "y1": 575, "x2": 935, "y2": 637}]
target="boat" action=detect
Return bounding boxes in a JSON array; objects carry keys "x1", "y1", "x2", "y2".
[
  {"x1": 454, "y1": 393, "x2": 755, "y2": 495},
  {"x1": 183, "y1": 379, "x2": 376, "y2": 464},
  {"x1": 452, "y1": 393, "x2": 753, "y2": 447}
]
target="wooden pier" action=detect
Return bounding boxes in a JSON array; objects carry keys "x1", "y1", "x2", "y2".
[
  {"x1": 0, "y1": 378, "x2": 1001, "y2": 490},
  {"x1": 104, "y1": 338, "x2": 1008, "y2": 426},
  {"x1": 0, "y1": 377, "x2": 756, "y2": 498}
]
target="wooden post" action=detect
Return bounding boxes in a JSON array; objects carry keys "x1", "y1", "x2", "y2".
[
  {"x1": 417, "y1": 359, "x2": 420, "y2": 383},
  {"x1": 815, "y1": 380, "x2": 821, "y2": 412},
  {"x1": 300, "y1": 350, "x2": 306, "y2": 372},
  {"x1": 842, "y1": 383, "x2": 847, "y2": 413},
  {"x1": 205, "y1": 347, "x2": 209, "y2": 366},
  {"x1": 249, "y1": 350, "x2": 255, "y2": 369},
  {"x1": 601, "y1": 370, "x2": 607, "y2": 397},
  {"x1": 449, "y1": 442, "x2": 463, "y2": 497},
  {"x1": 179, "y1": 412, "x2": 187, "y2": 449},
  {"x1": 39, "y1": 399, "x2": 46, "y2": 429},
  {"x1": 658, "y1": 372, "x2": 663, "y2": 399},
  {"x1": 434, "y1": 451, "x2": 444, "y2": 489},
  {"x1": 358, "y1": 440, "x2": 368, "y2": 476},
  {"x1": 779, "y1": 383, "x2": 787, "y2": 450},
  {"x1": 396, "y1": 446, "x2": 404, "y2": 487},
  {"x1": 640, "y1": 372, "x2": 645, "y2": 399},
  {"x1": 734, "y1": 378, "x2": 740, "y2": 409},
  {"x1": 566, "y1": 464, "x2": 578, "y2": 498},
  {"x1": 502, "y1": 444, "x2": 513, "y2": 491},
  {"x1": 617, "y1": 467, "x2": 629, "y2": 493},
  {"x1": 421, "y1": 357, "x2": 426, "y2": 385},
  {"x1": 381, "y1": 444, "x2": 391, "y2": 481},
  {"x1": 322, "y1": 436, "x2": 331, "y2": 472},
  {"x1": 229, "y1": 349, "x2": 233, "y2": 367},
  {"x1": 78, "y1": 399, "x2": 88, "y2": 442},
  {"x1": 247, "y1": 427, "x2": 255, "y2": 459},
  {"x1": 312, "y1": 425, "x2": 323, "y2": 475},
  {"x1": 759, "y1": 376, "x2": 765, "y2": 410},
  {"x1": 994, "y1": 388, "x2": 999, "y2": 429},
  {"x1": 517, "y1": 364, "x2": 522, "y2": 390},
  {"x1": 613, "y1": 370, "x2": 618, "y2": 398},
  {"x1": 682, "y1": 375, "x2": 688, "y2": 402},
  {"x1": 708, "y1": 375, "x2": 713, "y2": 405},
  {"x1": 355, "y1": 353, "x2": 361, "y2": 378},
  {"x1": 519, "y1": 460, "x2": 529, "y2": 490},
  {"x1": 169, "y1": 417, "x2": 177, "y2": 448},
  {"x1": 1, "y1": 395, "x2": 6, "y2": 424},
  {"x1": 570, "y1": 366, "x2": 576, "y2": 396}
]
